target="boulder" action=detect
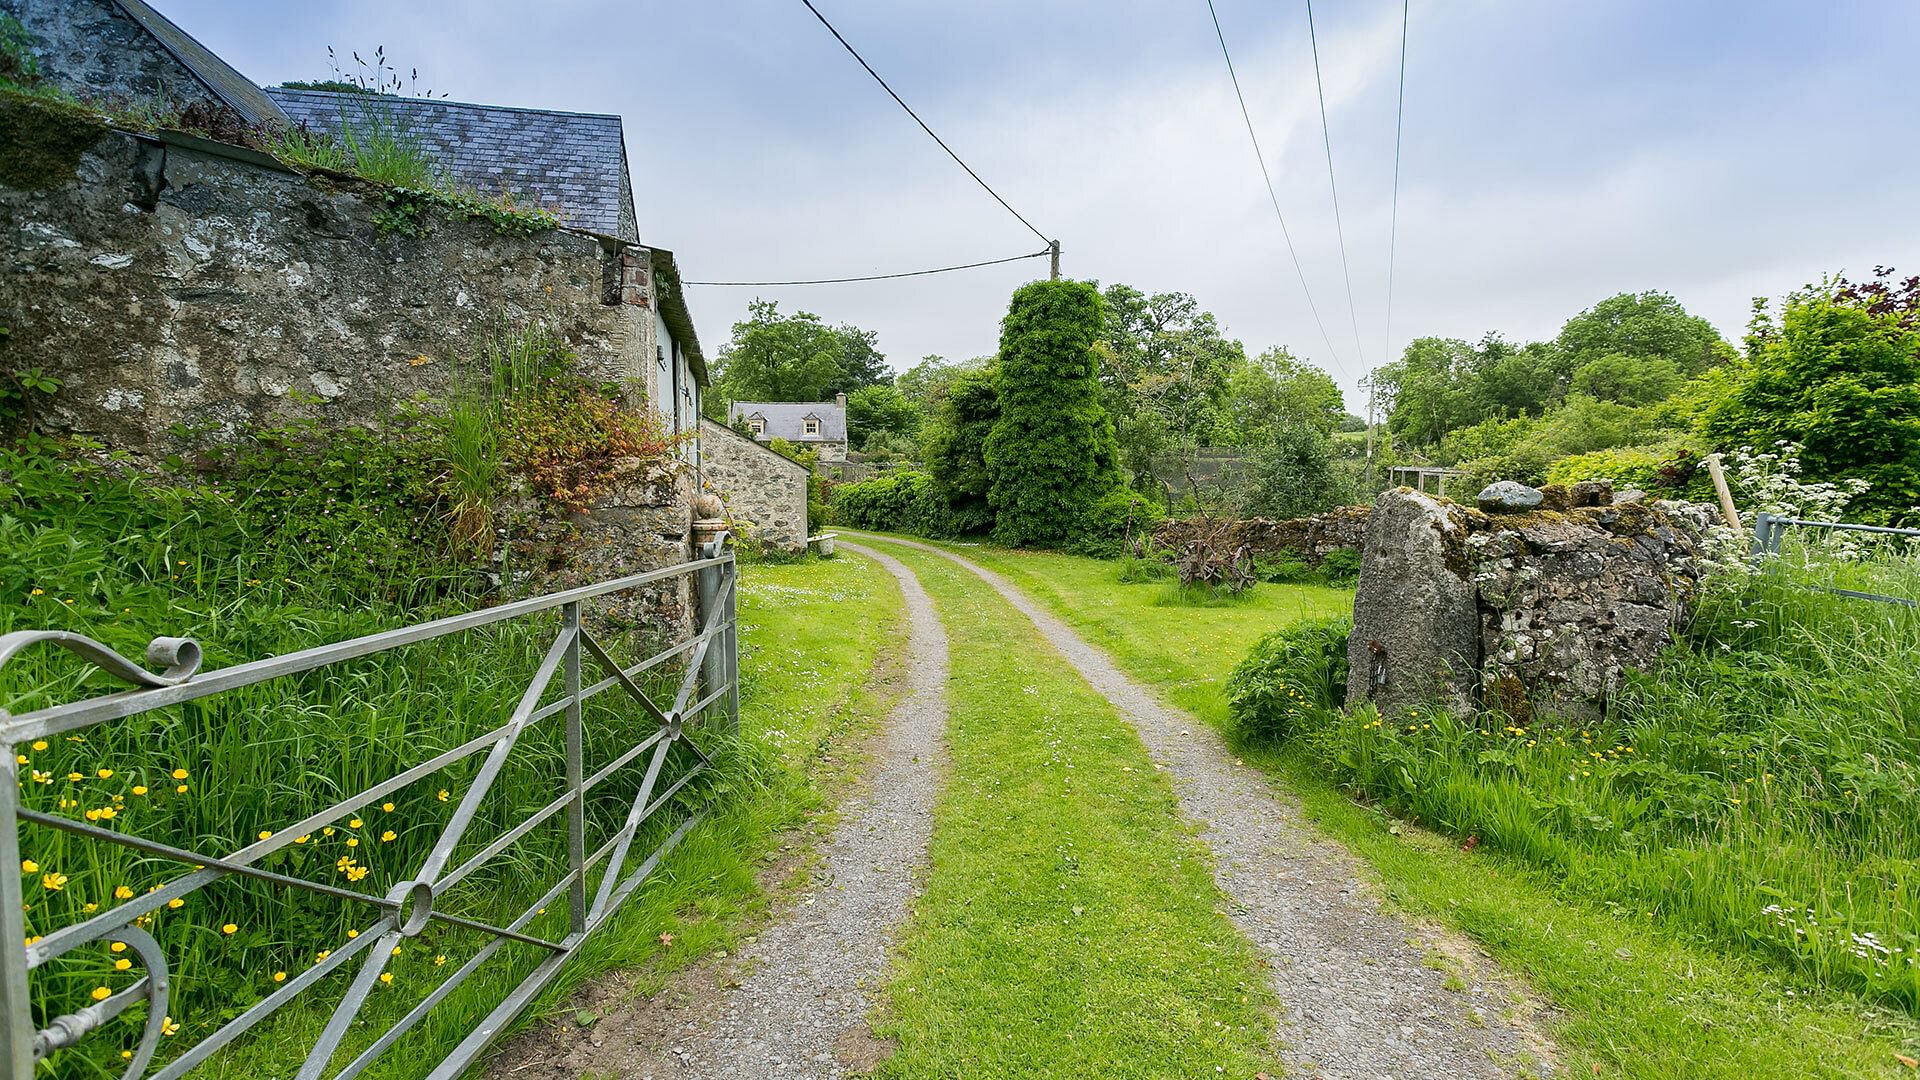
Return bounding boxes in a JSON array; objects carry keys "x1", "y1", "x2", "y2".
[
  {"x1": 1346, "y1": 488, "x2": 1480, "y2": 715},
  {"x1": 1475, "y1": 480, "x2": 1543, "y2": 513}
]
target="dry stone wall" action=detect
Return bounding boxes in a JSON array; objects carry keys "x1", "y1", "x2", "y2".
[
  {"x1": 1152, "y1": 504, "x2": 1369, "y2": 566},
  {"x1": 698, "y1": 418, "x2": 808, "y2": 552},
  {"x1": 1347, "y1": 483, "x2": 1714, "y2": 721}
]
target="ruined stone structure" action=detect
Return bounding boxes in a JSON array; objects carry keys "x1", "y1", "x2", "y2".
[
  {"x1": 1152, "y1": 504, "x2": 1370, "y2": 567},
  {"x1": 698, "y1": 418, "x2": 809, "y2": 553},
  {"x1": 1346, "y1": 482, "x2": 1714, "y2": 721}
]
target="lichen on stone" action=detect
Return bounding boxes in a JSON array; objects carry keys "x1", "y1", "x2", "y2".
[{"x1": 0, "y1": 88, "x2": 106, "y2": 190}]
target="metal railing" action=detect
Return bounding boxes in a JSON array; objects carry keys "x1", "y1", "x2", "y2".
[
  {"x1": 1751, "y1": 512, "x2": 1920, "y2": 607},
  {"x1": 0, "y1": 541, "x2": 739, "y2": 1078}
]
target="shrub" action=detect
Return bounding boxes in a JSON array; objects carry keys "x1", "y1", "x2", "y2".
[
  {"x1": 1238, "y1": 420, "x2": 1353, "y2": 519},
  {"x1": 984, "y1": 281, "x2": 1121, "y2": 547},
  {"x1": 1225, "y1": 616, "x2": 1352, "y2": 745},
  {"x1": 922, "y1": 367, "x2": 999, "y2": 533},
  {"x1": 831, "y1": 470, "x2": 946, "y2": 535},
  {"x1": 1068, "y1": 487, "x2": 1165, "y2": 558}
]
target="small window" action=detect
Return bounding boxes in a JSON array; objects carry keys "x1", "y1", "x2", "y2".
[
  {"x1": 803, "y1": 418, "x2": 820, "y2": 436},
  {"x1": 656, "y1": 345, "x2": 668, "y2": 371},
  {"x1": 748, "y1": 419, "x2": 765, "y2": 436}
]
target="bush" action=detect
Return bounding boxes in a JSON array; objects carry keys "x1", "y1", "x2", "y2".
[
  {"x1": 1239, "y1": 420, "x2": 1352, "y2": 519},
  {"x1": 1225, "y1": 616, "x2": 1352, "y2": 745},
  {"x1": 1067, "y1": 487, "x2": 1165, "y2": 557},
  {"x1": 984, "y1": 281, "x2": 1121, "y2": 547}
]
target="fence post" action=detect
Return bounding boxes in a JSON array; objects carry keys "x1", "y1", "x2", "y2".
[
  {"x1": 695, "y1": 536, "x2": 729, "y2": 723},
  {"x1": 1751, "y1": 512, "x2": 1771, "y2": 558},
  {"x1": 724, "y1": 554, "x2": 740, "y2": 732},
  {"x1": 0, "y1": 745, "x2": 35, "y2": 1078},
  {"x1": 562, "y1": 602, "x2": 587, "y2": 936}
]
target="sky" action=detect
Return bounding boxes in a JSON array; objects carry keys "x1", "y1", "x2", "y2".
[{"x1": 166, "y1": 0, "x2": 1920, "y2": 407}]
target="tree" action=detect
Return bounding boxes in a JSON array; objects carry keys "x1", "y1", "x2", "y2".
[
  {"x1": 1701, "y1": 269, "x2": 1920, "y2": 518},
  {"x1": 1556, "y1": 290, "x2": 1731, "y2": 376},
  {"x1": 708, "y1": 301, "x2": 889, "y2": 409},
  {"x1": 921, "y1": 366, "x2": 999, "y2": 534},
  {"x1": 896, "y1": 354, "x2": 984, "y2": 416},
  {"x1": 1569, "y1": 353, "x2": 1683, "y2": 405},
  {"x1": 985, "y1": 281, "x2": 1120, "y2": 547},
  {"x1": 846, "y1": 384, "x2": 920, "y2": 451},
  {"x1": 1239, "y1": 420, "x2": 1352, "y2": 519},
  {"x1": 1223, "y1": 347, "x2": 1345, "y2": 440},
  {"x1": 1096, "y1": 283, "x2": 1243, "y2": 485}
]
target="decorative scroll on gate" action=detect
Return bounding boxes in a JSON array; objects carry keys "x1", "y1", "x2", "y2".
[{"x1": 0, "y1": 544, "x2": 738, "y2": 1078}]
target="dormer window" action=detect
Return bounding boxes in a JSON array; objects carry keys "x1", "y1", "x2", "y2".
[
  {"x1": 748, "y1": 419, "x2": 765, "y2": 436},
  {"x1": 803, "y1": 417, "x2": 820, "y2": 436}
]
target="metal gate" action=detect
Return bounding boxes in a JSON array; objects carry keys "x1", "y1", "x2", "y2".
[{"x1": 0, "y1": 543, "x2": 738, "y2": 1078}]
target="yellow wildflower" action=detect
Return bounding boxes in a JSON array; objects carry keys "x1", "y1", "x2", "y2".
[
  {"x1": 380, "y1": 830, "x2": 396, "y2": 842},
  {"x1": 378, "y1": 972, "x2": 393, "y2": 985},
  {"x1": 437, "y1": 790, "x2": 449, "y2": 802},
  {"x1": 433, "y1": 954, "x2": 446, "y2": 965},
  {"x1": 110, "y1": 941, "x2": 127, "y2": 953},
  {"x1": 221, "y1": 923, "x2": 237, "y2": 935},
  {"x1": 96, "y1": 768, "x2": 112, "y2": 779},
  {"x1": 114, "y1": 958, "x2": 131, "y2": 971},
  {"x1": 161, "y1": 1016, "x2": 178, "y2": 1036},
  {"x1": 257, "y1": 831, "x2": 272, "y2": 841},
  {"x1": 90, "y1": 986, "x2": 111, "y2": 1002},
  {"x1": 272, "y1": 971, "x2": 286, "y2": 982},
  {"x1": 41, "y1": 873, "x2": 66, "y2": 891},
  {"x1": 381, "y1": 802, "x2": 395, "y2": 813},
  {"x1": 131, "y1": 786, "x2": 147, "y2": 796},
  {"x1": 29, "y1": 741, "x2": 44, "y2": 752},
  {"x1": 175, "y1": 785, "x2": 188, "y2": 794},
  {"x1": 114, "y1": 886, "x2": 133, "y2": 900},
  {"x1": 171, "y1": 769, "x2": 187, "y2": 780},
  {"x1": 20, "y1": 860, "x2": 37, "y2": 874},
  {"x1": 166, "y1": 898, "x2": 184, "y2": 909},
  {"x1": 345, "y1": 838, "x2": 358, "y2": 848},
  {"x1": 294, "y1": 834, "x2": 310, "y2": 844},
  {"x1": 348, "y1": 818, "x2": 363, "y2": 829},
  {"x1": 346, "y1": 929, "x2": 358, "y2": 939}
]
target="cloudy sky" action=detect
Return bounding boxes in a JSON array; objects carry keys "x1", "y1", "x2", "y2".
[{"x1": 172, "y1": 0, "x2": 1919, "y2": 405}]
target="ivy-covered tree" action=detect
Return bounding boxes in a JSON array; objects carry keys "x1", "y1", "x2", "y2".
[
  {"x1": 1702, "y1": 269, "x2": 1920, "y2": 519},
  {"x1": 984, "y1": 281, "x2": 1120, "y2": 546},
  {"x1": 920, "y1": 366, "x2": 999, "y2": 534}
]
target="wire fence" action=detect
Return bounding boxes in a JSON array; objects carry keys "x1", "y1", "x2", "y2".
[{"x1": 1751, "y1": 512, "x2": 1920, "y2": 607}]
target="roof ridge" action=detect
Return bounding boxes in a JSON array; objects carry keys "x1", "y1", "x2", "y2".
[{"x1": 264, "y1": 86, "x2": 621, "y2": 123}]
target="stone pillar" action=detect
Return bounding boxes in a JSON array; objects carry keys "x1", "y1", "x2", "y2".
[{"x1": 1345, "y1": 488, "x2": 1480, "y2": 715}]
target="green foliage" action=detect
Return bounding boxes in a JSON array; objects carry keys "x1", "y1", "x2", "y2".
[
  {"x1": 1225, "y1": 616, "x2": 1351, "y2": 746},
  {"x1": 0, "y1": 14, "x2": 39, "y2": 85},
  {"x1": 1224, "y1": 346, "x2": 1346, "y2": 439},
  {"x1": 845, "y1": 384, "x2": 919, "y2": 452},
  {"x1": 1066, "y1": 487, "x2": 1165, "y2": 558},
  {"x1": 1702, "y1": 270, "x2": 1920, "y2": 519},
  {"x1": 1096, "y1": 284, "x2": 1244, "y2": 484},
  {"x1": 711, "y1": 301, "x2": 888, "y2": 410},
  {"x1": 920, "y1": 367, "x2": 998, "y2": 534},
  {"x1": 1546, "y1": 441, "x2": 1709, "y2": 498},
  {"x1": 1556, "y1": 289, "x2": 1731, "y2": 376},
  {"x1": 274, "y1": 80, "x2": 373, "y2": 94},
  {"x1": 372, "y1": 185, "x2": 558, "y2": 239},
  {"x1": 1570, "y1": 352, "x2": 1684, "y2": 405},
  {"x1": 0, "y1": 86, "x2": 106, "y2": 189},
  {"x1": 894, "y1": 354, "x2": 984, "y2": 417},
  {"x1": 985, "y1": 281, "x2": 1120, "y2": 547},
  {"x1": 1238, "y1": 420, "x2": 1352, "y2": 519}
]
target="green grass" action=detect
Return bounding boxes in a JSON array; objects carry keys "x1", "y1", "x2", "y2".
[
  {"x1": 903, "y1": 538, "x2": 1920, "y2": 1079},
  {"x1": 856, "y1": 540, "x2": 1283, "y2": 1078},
  {"x1": 3, "y1": 438, "x2": 907, "y2": 1077}
]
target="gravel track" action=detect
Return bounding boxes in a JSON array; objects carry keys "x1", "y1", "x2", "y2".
[
  {"x1": 864, "y1": 534, "x2": 1551, "y2": 1080},
  {"x1": 486, "y1": 541, "x2": 947, "y2": 1079}
]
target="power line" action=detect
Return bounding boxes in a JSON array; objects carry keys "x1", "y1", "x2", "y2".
[
  {"x1": 798, "y1": 0, "x2": 1052, "y2": 248},
  {"x1": 1383, "y1": 0, "x2": 1409, "y2": 365},
  {"x1": 1204, "y1": 0, "x2": 1344, "y2": 367},
  {"x1": 685, "y1": 248, "x2": 1051, "y2": 287},
  {"x1": 1305, "y1": 0, "x2": 1366, "y2": 368}
]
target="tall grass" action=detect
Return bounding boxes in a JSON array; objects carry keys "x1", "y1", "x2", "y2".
[{"x1": 1237, "y1": 550, "x2": 1920, "y2": 1014}]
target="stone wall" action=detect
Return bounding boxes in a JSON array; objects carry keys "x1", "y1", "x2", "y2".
[
  {"x1": 1347, "y1": 483, "x2": 1714, "y2": 722},
  {"x1": 1153, "y1": 504, "x2": 1370, "y2": 566},
  {"x1": 0, "y1": 96, "x2": 663, "y2": 454},
  {"x1": 699, "y1": 418, "x2": 808, "y2": 552}
]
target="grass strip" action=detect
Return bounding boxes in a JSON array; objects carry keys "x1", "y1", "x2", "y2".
[
  {"x1": 925, "y1": 539, "x2": 1920, "y2": 1079},
  {"x1": 860, "y1": 539, "x2": 1282, "y2": 1079}
]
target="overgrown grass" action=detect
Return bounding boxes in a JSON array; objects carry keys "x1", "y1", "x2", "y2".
[
  {"x1": 914, "y1": 539, "x2": 1920, "y2": 1078},
  {"x1": 3, "y1": 447, "x2": 904, "y2": 1077},
  {"x1": 856, "y1": 540, "x2": 1284, "y2": 1078}
]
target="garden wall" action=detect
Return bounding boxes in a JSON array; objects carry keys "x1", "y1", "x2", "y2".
[
  {"x1": 1153, "y1": 505, "x2": 1370, "y2": 566},
  {"x1": 0, "y1": 95, "x2": 662, "y2": 453},
  {"x1": 698, "y1": 418, "x2": 808, "y2": 552}
]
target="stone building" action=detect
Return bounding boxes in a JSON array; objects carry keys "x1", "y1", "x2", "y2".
[
  {"x1": 699, "y1": 419, "x2": 810, "y2": 552},
  {"x1": 729, "y1": 396, "x2": 850, "y2": 463}
]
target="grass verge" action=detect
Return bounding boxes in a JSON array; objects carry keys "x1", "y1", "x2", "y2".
[
  {"x1": 858, "y1": 539, "x2": 1283, "y2": 1079},
  {"x1": 908, "y1": 538, "x2": 1920, "y2": 1079}
]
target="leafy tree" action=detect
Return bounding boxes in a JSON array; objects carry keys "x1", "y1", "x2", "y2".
[
  {"x1": 921, "y1": 366, "x2": 998, "y2": 533},
  {"x1": 1223, "y1": 347, "x2": 1345, "y2": 440},
  {"x1": 846, "y1": 384, "x2": 920, "y2": 451},
  {"x1": 1096, "y1": 283, "x2": 1243, "y2": 485},
  {"x1": 985, "y1": 281, "x2": 1120, "y2": 546},
  {"x1": 1570, "y1": 353, "x2": 1684, "y2": 405},
  {"x1": 1556, "y1": 290, "x2": 1730, "y2": 377},
  {"x1": 1238, "y1": 420, "x2": 1351, "y2": 519},
  {"x1": 895, "y1": 354, "x2": 976, "y2": 415},
  {"x1": 709, "y1": 301, "x2": 889, "y2": 411},
  {"x1": 1702, "y1": 269, "x2": 1920, "y2": 518}
]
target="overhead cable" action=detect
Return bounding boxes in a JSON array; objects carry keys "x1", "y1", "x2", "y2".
[
  {"x1": 1383, "y1": 0, "x2": 1410, "y2": 363},
  {"x1": 798, "y1": 0, "x2": 1053, "y2": 247},
  {"x1": 685, "y1": 248, "x2": 1051, "y2": 287},
  {"x1": 1304, "y1": 0, "x2": 1366, "y2": 367},
  {"x1": 1204, "y1": 0, "x2": 1344, "y2": 366}
]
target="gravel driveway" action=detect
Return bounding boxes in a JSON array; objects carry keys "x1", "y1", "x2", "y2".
[{"x1": 863, "y1": 535, "x2": 1552, "y2": 1080}]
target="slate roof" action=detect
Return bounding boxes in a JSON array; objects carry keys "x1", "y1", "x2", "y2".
[
  {"x1": 108, "y1": 0, "x2": 290, "y2": 126},
  {"x1": 264, "y1": 87, "x2": 637, "y2": 240},
  {"x1": 729, "y1": 401, "x2": 848, "y2": 444}
]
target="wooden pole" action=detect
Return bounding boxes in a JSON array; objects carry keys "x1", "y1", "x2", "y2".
[
  {"x1": 1705, "y1": 453, "x2": 1740, "y2": 529},
  {"x1": 1048, "y1": 240, "x2": 1060, "y2": 281}
]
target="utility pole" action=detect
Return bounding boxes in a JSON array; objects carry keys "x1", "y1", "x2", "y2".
[
  {"x1": 1362, "y1": 373, "x2": 1376, "y2": 490},
  {"x1": 1048, "y1": 240, "x2": 1060, "y2": 281}
]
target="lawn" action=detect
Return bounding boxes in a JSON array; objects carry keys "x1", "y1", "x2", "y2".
[
  {"x1": 910, "y1": 537, "x2": 1920, "y2": 1080},
  {"x1": 855, "y1": 540, "x2": 1285, "y2": 1079}
]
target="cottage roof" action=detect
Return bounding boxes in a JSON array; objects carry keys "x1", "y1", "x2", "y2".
[
  {"x1": 109, "y1": 0, "x2": 290, "y2": 126},
  {"x1": 730, "y1": 401, "x2": 848, "y2": 443},
  {"x1": 263, "y1": 88, "x2": 637, "y2": 240}
]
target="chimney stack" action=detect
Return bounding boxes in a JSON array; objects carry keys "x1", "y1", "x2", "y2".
[{"x1": 835, "y1": 392, "x2": 847, "y2": 409}]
